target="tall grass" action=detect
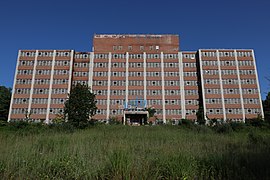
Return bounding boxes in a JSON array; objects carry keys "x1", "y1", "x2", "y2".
[{"x1": 0, "y1": 124, "x2": 269, "y2": 179}]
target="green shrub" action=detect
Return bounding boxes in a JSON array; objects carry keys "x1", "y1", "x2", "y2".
[{"x1": 213, "y1": 124, "x2": 232, "y2": 134}]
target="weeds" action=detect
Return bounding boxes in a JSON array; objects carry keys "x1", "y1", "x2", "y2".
[{"x1": 0, "y1": 124, "x2": 269, "y2": 179}]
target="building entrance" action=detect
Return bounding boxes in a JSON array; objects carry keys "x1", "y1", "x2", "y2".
[{"x1": 125, "y1": 112, "x2": 148, "y2": 125}]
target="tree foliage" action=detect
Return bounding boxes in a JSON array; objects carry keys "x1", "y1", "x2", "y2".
[
  {"x1": 146, "y1": 107, "x2": 156, "y2": 118},
  {"x1": 64, "y1": 84, "x2": 97, "y2": 128},
  {"x1": 196, "y1": 105, "x2": 205, "y2": 125},
  {"x1": 262, "y1": 92, "x2": 270, "y2": 123},
  {"x1": 0, "y1": 86, "x2": 11, "y2": 121}
]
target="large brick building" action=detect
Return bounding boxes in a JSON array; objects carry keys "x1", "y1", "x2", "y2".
[{"x1": 8, "y1": 34, "x2": 264, "y2": 124}]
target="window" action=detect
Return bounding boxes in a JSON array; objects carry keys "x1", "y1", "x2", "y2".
[
  {"x1": 140, "y1": 46, "x2": 144, "y2": 51},
  {"x1": 128, "y1": 46, "x2": 132, "y2": 51}
]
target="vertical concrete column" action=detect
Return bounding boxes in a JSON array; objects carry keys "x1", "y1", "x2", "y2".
[
  {"x1": 124, "y1": 52, "x2": 129, "y2": 125},
  {"x1": 45, "y1": 50, "x2": 56, "y2": 123},
  {"x1": 143, "y1": 52, "x2": 147, "y2": 105},
  {"x1": 234, "y1": 50, "x2": 246, "y2": 122},
  {"x1": 252, "y1": 50, "x2": 264, "y2": 119},
  {"x1": 216, "y1": 50, "x2": 227, "y2": 121},
  {"x1": 67, "y1": 50, "x2": 74, "y2": 94},
  {"x1": 178, "y1": 52, "x2": 186, "y2": 119},
  {"x1": 160, "y1": 52, "x2": 166, "y2": 123},
  {"x1": 88, "y1": 52, "x2": 94, "y2": 92},
  {"x1": 198, "y1": 50, "x2": 207, "y2": 120},
  {"x1": 106, "y1": 53, "x2": 112, "y2": 120},
  {"x1": 8, "y1": 50, "x2": 21, "y2": 122},
  {"x1": 28, "y1": 50, "x2": 39, "y2": 116}
]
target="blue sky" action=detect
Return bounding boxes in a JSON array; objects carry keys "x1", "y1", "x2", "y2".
[{"x1": 0, "y1": 0, "x2": 269, "y2": 99}]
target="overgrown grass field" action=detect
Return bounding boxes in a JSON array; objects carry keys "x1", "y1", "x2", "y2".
[{"x1": 0, "y1": 124, "x2": 270, "y2": 179}]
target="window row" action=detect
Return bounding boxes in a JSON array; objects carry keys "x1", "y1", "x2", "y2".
[
  {"x1": 49, "y1": 108, "x2": 64, "y2": 114},
  {"x1": 224, "y1": 98, "x2": 241, "y2": 104},
  {"x1": 129, "y1": 62, "x2": 143, "y2": 68},
  {"x1": 185, "y1": 90, "x2": 198, "y2": 96},
  {"x1": 165, "y1": 99, "x2": 181, "y2": 105},
  {"x1": 164, "y1": 72, "x2": 179, "y2": 77},
  {"x1": 74, "y1": 63, "x2": 89, "y2": 68},
  {"x1": 205, "y1": 89, "x2": 221, "y2": 94},
  {"x1": 33, "y1": 88, "x2": 50, "y2": 94},
  {"x1": 184, "y1": 81, "x2": 198, "y2": 86},
  {"x1": 129, "y1": 71, "x2": 143, "y2": 77},
  {"x1": 93, "y1": 72, "x2": 108, "y2": 76},
  {"x1": 92, "y1": 80, "x2": 108, "y2": 86},
  {"x1": 94, "y1": 54, "x2": 108, "y2": 59},
  {"x1": 182, "y1": 54, "x2": 195, "y2": 59},
  {"x1": 112, "y1": 80, "x2": 126, "y2": 86},
  {"x1": 110, "y1": 99, "x2": 124, "y2": 105},
  {"x1": 75, "y1": 53, "x2": 90, "y2": 59},
  {"x1": 35, "y1": 79, "x2": 50, "y2": 84},
  {"x1": 129, "y1": 54, "x2": 143, "y2": 59},
  {"x1": 93, "y1": 90, "x2": 108, "y2": 95},
  {"x1": 110, "y1": 109, "x2": 122, "y2": 115},
  {"x1": 56, "y1": 52, "x2": 70, "y2": 57},
  {"x1": 164, "y1": 63, "x2": 178, "y2": 68},
  {"x1": 164, "y1": 54, "x2": 178, "y2": 59},
  {"x1": 225, "y1": 108, "x2": 242, "y2": 114},
  {"x1": 164, "y1": 81, "x2": 180, "y2": 86},
  {"x1": 238, "y1": 60, "x2": 253, "y2": 66},
  {"x1": 183, "y1": 72, "x2": 197, "y2": 77},
  {"x1": 186, "y1": 109, "x2": 197, "y2": 115},
  {"x1": 54, "y1": 70, "x2": 69, "y2": 75},
  {"x1": 242, "y1": 88, "x2": 258, "y2": 94},
  {"x1": 38, "y1": 52, "x2": 54, "y2": 57},
  {"x1": 129, "y1": 80, "x2": 143, "y2": 86},
  {"x1": 19, "y1": 60, "x2": 34, "y2": 66},
  {"x1": 206, "y1": 108, "x2": 223, "y2": 114},
  {"x1": 165, "y1": 109, "x2": 181, "y2": 115},
  {"x1": 20, "y1": 52, "x2": 36, "y2": 57},
  {"x1": 147, "y1": 99, "x2": 162, "y2": 105},
  {"x1": 245, "y1": 108, "x2": 261, "y2": 114},
  {"x1": 32, "y1": 98, "x2": 48, "y2": 104},
  {"x1": 165, "y1": 90, "x2": 181, "y2": 95},
  {"x1": 129, "y1": 90, "x2": 144, "y2": 96},
  {"x1": 239, "y1": 70, "x2": 255, "y2": 75},
  {"x1": 94, "y1": 63, "x2": 108, "y2": 68},
  {"x1": 146, "y1": 63, "x2": 161, "y2": 68},
  {"x1": 72, "y1": 80, "x2": 88, "y2": 85},
  {"x1": 55, "y1": 60, "x2": 70, "y2": 66},
  {"x1": 96, "y1": 99, "x2": 107, "y2": 105},
  {"x1": 73, "y1": 71, "x2": 88, "y2": 77},
  {"x1": 112, "y1": 54, "x2": 126, "y2": 59},
  {"x1": 96, "y1": 109, "x2": 107, "y2": 115},
  {"x1": 243, "y1": 98, "x2": 259, "y2": 104},
  {"x1": 16, "y1": 88, "x2": 31, "y2": 94},
  {"x1": 37, "y1": 60, "x2": 52, "y2": 66},
  {"x1": 205, "y1": 98, "x2": 222, "y2": 104},
  {"x1": 112, "y1": 62, "x2": 125, "y2": 68},
  {"x1": 13, "y1": 98, "x2": 29, "y2": 104},
  {"x1": 146, "y1": 80, "x2": 161, "y2": 86},
  {"x1": 17, "y1": 70, "x2": 33, "y2": 75},
  {"x1": 185, "y1": 99, "x2": 199, "y2": 105},
  {"x1": 53, "y1": 79, "x2": 68, "y2": 84},
  {"x1": 51, "y1": 88, "x2": 68, "y2": 94},
  {"x1": 184, "y1": 63, "x2": 196, "y2": 68},
  {"x1": 51, "y1": 98, "x2": 66, "y2": 104},
  {"x1": 16, "y1": 79, "x2": 32, "y2": 84},
  {"x1": 113, "y1": 71, "x2": 126, "y2": 77}
]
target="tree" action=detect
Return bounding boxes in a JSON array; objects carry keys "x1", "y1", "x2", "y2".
[
  {"x1": 196, "y1": 105, "x2": 205, "y2": 125},
  {"x1": 0, "y1": 86, "x2": 11, "y2": 121},
  {"x1": 262, "y1": 92, "x2": 270, "y2": 123},
  {"x1": 146, "y1": 107, "x2": 156, "y2": 118},
  {"x1": 64, "y1": 83, "x2": 97, "y2": 128}
]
